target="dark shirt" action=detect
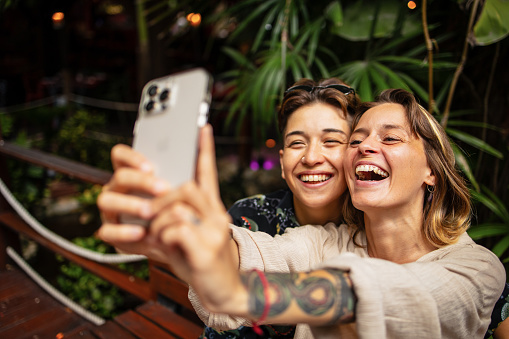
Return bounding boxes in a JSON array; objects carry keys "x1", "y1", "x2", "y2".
[
  {"x1": 201, "y1": 189, "x2": 298, "y2": 339},
  {"x1": 485, "y1": 282, "x2": 509, "y2": 339}
]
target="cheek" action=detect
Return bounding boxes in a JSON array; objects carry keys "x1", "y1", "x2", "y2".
[
  {"x1": 281, "y1": 152, "x2": 299, "y2": 177},
  {"x1": 343, "y1": 148, "x2": 356, "y2": 172}
]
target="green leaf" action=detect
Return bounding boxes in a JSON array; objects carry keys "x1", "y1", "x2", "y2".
[
  {"x1": 307, "y1": 19, "x2": 324, "y2": 65},
  {"x1": 325, "y1": 1, "x2": 343, "y2": 27},
  {"x1": 481, "y1": 185, "x2": 509, "y2": 222},
  {"x1": 446, "y1": 128, "x2": 503, "y2": 159},
  {"x1": 371, "y1": 62, "x2": 410, "y2": 91},
  {"x1": 473, "y1": 0, "x2": 509, "y2": 45},
  {"x1": 451, "y1": 144, "x2": 479, "y2": 192},
  {"x1": 446, "y1": 120, "x2": 502, "y2": 132},
  {"x1": 396, "y1": 72, "x2": 429, "y2": 104},
  {"x1": 468, "y1": 224, "x2": 509, "y2": 239},
  {"x1": 252, "y1": 5, "x2": 279, "y2": 52},
  {"x1": 492, "y1": 234, "x2": 509, "y2": 257},
  {"x1": 221, "y1": 47, "x2": 255, "y2": 70},
  {"x1": 470, "y1": 190, "x2": 508, "y2": 221},
  {"x1": 227, "y1": 0, "x2": 279, "y2": 42}
]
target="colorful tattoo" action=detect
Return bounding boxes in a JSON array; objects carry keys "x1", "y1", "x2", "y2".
[{"x1": 242, "y1": 269, "x2": 356, "y2": 325}]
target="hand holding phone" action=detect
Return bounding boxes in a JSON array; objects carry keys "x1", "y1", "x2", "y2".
[
  {"x1": 133, "y1": 68, "x2": 212, "y2": 186},
  {"x1": 121, "y1": 68, "x2": 212, "y2": 225}
]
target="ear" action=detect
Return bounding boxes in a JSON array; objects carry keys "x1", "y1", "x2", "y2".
[
  {"x1": 424, "y1": 168, "x2": 436, "y2": 186},
  {"x1": 279, "y1": 149, "x2": 285, "y2": 180}
]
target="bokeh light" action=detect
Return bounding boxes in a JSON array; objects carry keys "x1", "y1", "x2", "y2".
[
  {"x1": 186, "y1": 13, "x2": 202, "y2": 27},
  {"x1": 52, "y1": 12, "x2": 65, "y2": 29},
  {"x1": 408, "y1": 1, "x2": 417, "y2": 9},
  {"x1": 265, "y1": 138, "x2": 276, "y2": 148}
]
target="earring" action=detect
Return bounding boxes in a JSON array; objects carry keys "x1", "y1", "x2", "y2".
[{"x1": 427, "y1": 185, "x2": 435, "y2": 203}]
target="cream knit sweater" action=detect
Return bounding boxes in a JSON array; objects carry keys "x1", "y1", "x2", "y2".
[{"x1": 189, "y1": 223, "x2": 505, "y2": 338}]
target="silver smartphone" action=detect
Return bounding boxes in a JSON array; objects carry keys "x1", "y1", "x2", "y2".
[
  {"x1": 133, "y1": 68, "x2": 212, "y2": 186},
  {"x1": 121, "y1": 68, "x2": 212, "y2": 225}
]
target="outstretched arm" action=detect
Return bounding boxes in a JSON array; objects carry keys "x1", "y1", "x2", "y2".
[
  {"x1": 147, "y1": 126, "x2": 355, "y2": 326},
  {"x1": 241, "y1": 268, "x2": 355, "y2": 326}
]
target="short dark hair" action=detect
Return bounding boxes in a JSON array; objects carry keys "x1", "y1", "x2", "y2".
[{"x1": 278, "y1": 78, "x2": 360, "y2": 134}]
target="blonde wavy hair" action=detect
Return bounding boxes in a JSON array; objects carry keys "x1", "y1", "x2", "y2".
[{"x1": 343, "y1": 89, "x2": 471, "y2": 247}]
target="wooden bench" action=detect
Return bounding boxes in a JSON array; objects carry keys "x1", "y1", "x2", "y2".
[{"x1": 0, "y1": 140, "x2": 204, "y2": 338}]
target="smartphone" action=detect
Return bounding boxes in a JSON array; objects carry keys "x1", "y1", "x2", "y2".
[
  {"x1": 121, "y1": 68, "x2": 212, "y2": 225},
  {"x1": 133, "y1": 68, "x2": 212, "y2": 186}
]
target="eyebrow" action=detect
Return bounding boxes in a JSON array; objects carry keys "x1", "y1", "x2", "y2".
[
  {"x1": 285, "y1": 128, "x2": 348, "y2": 139},
  {"x1": 351, "y1": 124, "x2": 407, "y2": 135}
]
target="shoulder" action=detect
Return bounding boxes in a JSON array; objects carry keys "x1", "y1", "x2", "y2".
[
  {"x1": 228, "y1": 189, "x2": 290, "y2": 211},
  {"x1": 227, "y1": 189, "x2": 295, "y2": 234},
  {"x1": 422, "y1": 233, "x2": 503, "y2": 269}
]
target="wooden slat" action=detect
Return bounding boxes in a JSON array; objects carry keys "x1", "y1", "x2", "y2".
[
  {"x1": 149, "y1": 264, "x2": 194, "y2": 310},
  {"x1": 89, "y1": 321, "x2": 138, "y2": 339},
  {"x1": 60, "y1": 327, "x2": 99, "y2": 339},
  {"x1": 0, "y1": 140, "x2": 112, "y2": 185},
  {"x1": 0, "y1": 268, "x2": 89, "y2": 339},
  {"x1": 137, "y1": 301, "x2": 204, "y2": 339},
  {"x1": 115, "y1": 310, "x2": 177, "y2": 339},
  {"x1": 0, "y1": 212, "x2": 153, "y2": 301}
]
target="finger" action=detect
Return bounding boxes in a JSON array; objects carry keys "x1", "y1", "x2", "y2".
[
  {"x1": 151, "y1": 182, "x2": 217, "y2": 221},
  {"x1": 111, "y1": 144, "x2": 153, "y2": 172},
  {"x1": 158, "y1": 219, "x2": 203, "y2": 262},
  {"x1": 150, "y1": 202, "x2": 197, "y2": 238},
  {"x1": 196, "y1": 124, "x2": 222, "y2": 205},
  {"x1": 97, "y1": 223, "x2": 146, "y2": 243},
  {"x1": 97, "y1": 191, "x2": 153, "y2": 220},
  {"x1": 107, "y1": 167, "x2": 170, "y2": 196}
]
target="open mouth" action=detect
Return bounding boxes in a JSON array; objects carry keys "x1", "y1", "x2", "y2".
[
  {"x1": 355, "y1": 165, "x2": 389, "y2": 181},
  {"x1": 299, "y1": 174, "x2": 331, "y2": 183}
]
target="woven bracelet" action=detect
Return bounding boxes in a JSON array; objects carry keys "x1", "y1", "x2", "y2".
[{"x1": 251, "y1": 268, "x2": 270, "y2": 335}]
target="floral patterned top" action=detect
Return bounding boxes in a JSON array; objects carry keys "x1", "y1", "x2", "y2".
[
  {"x1": 200, "y1": 189, "x2": 299, "y2": 339},
  {"x1": 485, "y1": 282, "x2": 509, "y2": 338}
]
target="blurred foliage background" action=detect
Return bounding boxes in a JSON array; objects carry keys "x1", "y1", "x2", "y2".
[{"x1": 1, "y1": 0, "x2": 509, "y2": 315}]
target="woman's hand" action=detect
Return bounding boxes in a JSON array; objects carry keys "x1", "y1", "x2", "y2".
[
  {"x1": 96, "y1": 144, "x2": 170, "y2": 259},
  {"x1": 147, "y1": 125, "x2": 247, "y2": 315}
]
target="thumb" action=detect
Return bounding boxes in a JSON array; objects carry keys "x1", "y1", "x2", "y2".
[{"x1": 196, "y1": 124, "x2": 222, "y2": 207}]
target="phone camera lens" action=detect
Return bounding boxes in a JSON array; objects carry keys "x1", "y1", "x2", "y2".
[
  {"x1": 159, "y1": 89, "x2": 170, "y2": 101},
  {"x1": 145, "y1": 100, "x2": 155, "y2": 111},
  {"x1": 148, "y1": 85, "x2": 158, "y2": 96}
]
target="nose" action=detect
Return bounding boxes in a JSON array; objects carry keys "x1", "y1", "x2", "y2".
[
  {"x1": 357, "y1": 136, "x2": 379, "y2": 155},
  {"x1": 301, "y1": 143, "x2": 325, "y2": 165}
]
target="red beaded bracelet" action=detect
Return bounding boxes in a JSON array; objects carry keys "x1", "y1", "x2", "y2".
[{"x1": 252, "y1": 268, "x2": 270, "y2": 335}]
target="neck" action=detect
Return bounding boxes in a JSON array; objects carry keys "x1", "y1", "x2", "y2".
[
  {"x1": 363, "y1": 205, "x2": 436, "y2": 264},
  {"x1": 293, "y1": 198, "x2": 343, "y2": 226}
]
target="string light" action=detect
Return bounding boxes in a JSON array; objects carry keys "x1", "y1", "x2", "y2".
[
  {"x1": 52, "y1": 12, "x2": 65, "y2": 28},
  {"x1": 186, "y1": 13, "x2": 201, "y2": 27}
]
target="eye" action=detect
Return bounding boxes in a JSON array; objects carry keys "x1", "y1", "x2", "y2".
[
  {"x1": 324, "y1": 139, "x2": 344, "y2": 146},
  {"x1": 287, "y1": 140, "x2": 305, "y2": 148},
  {"x1": 383, "y1": 135, "x2": 402, "y2": 143},
  {"x1": 349, "y1": 139, "x2": 362, "y2": 146}
]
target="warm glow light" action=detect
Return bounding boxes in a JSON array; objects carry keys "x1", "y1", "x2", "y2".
[
  {"x1": 106, "y1": 4, "x2": 124, "y2": 15},
  {"x1": 408, "y1": 1, "x2": 417, "y2": 9},
  {"x1": 265, "y1": 139, "x2": 276, "y2": 148},
  {"x1": 186, "y1": 13, "x2": 202, "y2": 27},
  {"x1": 52, "y1": 12, "x2": 64, "y2": 23}
]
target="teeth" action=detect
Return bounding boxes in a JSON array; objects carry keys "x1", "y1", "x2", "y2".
[
  {"x1": 355, "y1": 165, "x2": 388, "y2": 178},
  {"x1": 300, "y1": 174, "x2": 331, "y2": 182}
]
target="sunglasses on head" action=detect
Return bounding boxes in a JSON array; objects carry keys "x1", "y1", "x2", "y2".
[{"x1": 284, "y1": 84, "x2": 355, "y2": 96}]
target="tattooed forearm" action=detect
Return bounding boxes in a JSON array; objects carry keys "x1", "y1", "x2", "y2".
[{"x1": 241, "y1": 269, "x2": 356, "y2": 325}]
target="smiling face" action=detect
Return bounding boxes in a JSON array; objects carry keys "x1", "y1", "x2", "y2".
[
  {"x1": 279, "y1": 102, "x2": 350, "y2": 218},
  {"x1": 345, "y1": 103, "x2": 435, "y2": 214}
]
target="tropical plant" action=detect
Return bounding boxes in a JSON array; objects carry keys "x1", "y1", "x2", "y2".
[
  {"x1": 56, "y1": 236, "x2": 149, "y2": 319},
  {"x1": 207, "y1": 0, "x2": 509, "y2": 265}
]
